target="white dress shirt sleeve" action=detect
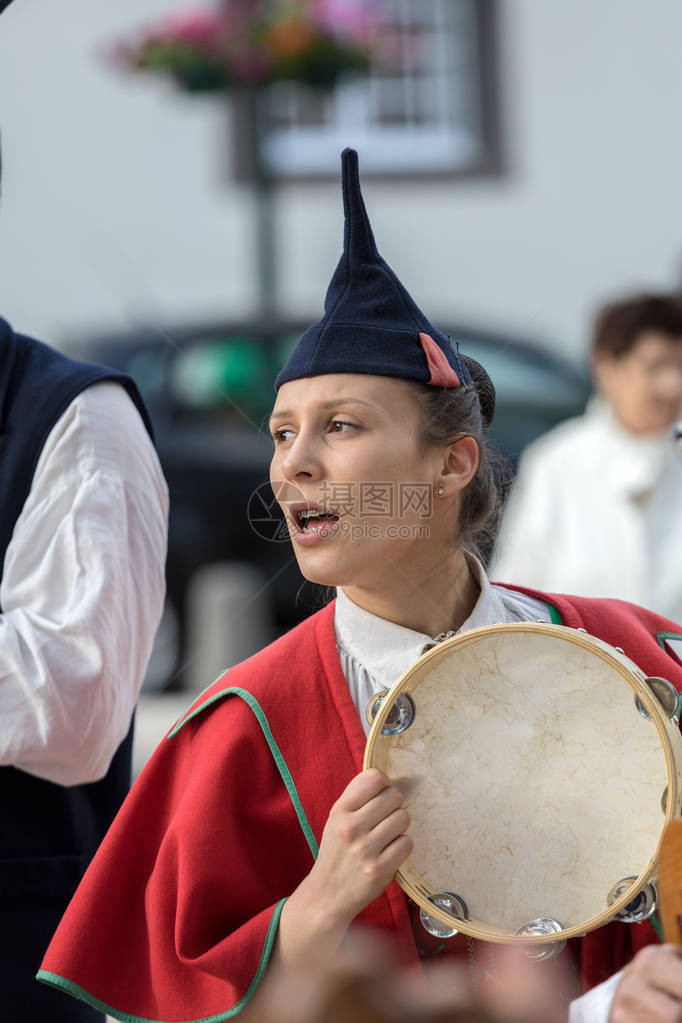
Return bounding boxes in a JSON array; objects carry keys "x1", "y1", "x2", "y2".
[{"x1": 0, "y1": 380, "x2": 169, "y2": 786}]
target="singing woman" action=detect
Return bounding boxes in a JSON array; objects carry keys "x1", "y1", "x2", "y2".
[{"x1": 40, "y1": 150, "x2": 682, "y2": 1023}]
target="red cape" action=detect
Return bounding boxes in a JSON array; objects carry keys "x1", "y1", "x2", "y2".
[{"x1": 39, "y1": 591, "x2": 682, "y2": 1021}]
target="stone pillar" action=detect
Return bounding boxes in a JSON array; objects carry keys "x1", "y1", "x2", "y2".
[{"x1": 184, "y1": 561, "x2": 275, "y2": 695}]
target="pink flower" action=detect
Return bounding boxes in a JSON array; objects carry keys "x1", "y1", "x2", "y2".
[
  {"x1": 155, "y1": 8, "x2": 223, "y2": 44},
  {"x1": 311, "y1": 0, "x2": 381, "y2": 41},
  {"x1": 108, "y1": 0, "x2": 386, "y2": 90}
]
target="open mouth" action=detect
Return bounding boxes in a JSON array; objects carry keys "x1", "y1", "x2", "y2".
[{"x1": 293, "y1": 506, "x2": 340, "y2": 534}]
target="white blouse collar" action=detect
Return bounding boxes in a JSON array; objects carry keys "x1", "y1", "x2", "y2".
[{"x1": 334, "y1": 556, "x2": 509, "y2": 691}]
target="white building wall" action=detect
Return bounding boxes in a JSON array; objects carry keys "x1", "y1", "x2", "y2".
[{"x1": 1, "y1": 0, "x2": 681, "y2": 359}]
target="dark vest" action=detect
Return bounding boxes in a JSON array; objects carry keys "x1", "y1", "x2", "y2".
[{"x1": 0, "y1": 318, "x2": 155, "y2": 1020}]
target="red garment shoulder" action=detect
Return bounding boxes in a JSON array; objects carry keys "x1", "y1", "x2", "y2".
[
  {"x1": 171, "y1": 601, "x2": 337, "y2": 735},
  {"x1": 39, "y1": 595, "x2": 416, "y2": 1020},
  {"x1": 495, "y1": 581, "x2": 682, "y2": 653}
]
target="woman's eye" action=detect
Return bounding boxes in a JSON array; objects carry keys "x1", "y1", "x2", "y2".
[
  {"x1": 329, "y1": 420, "x2": 355, "y2": 433},
  {"x1": 272, "y1": 428, "x2": 295, "y2": 444}
]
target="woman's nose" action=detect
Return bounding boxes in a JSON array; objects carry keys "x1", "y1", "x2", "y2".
[{"x1": 281, "y1": 435, "x2": 323, "y2": 482}]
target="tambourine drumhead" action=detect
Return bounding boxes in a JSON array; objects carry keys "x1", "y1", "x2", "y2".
[{"x1": 364, "y1": 623, "x2": 682, "y2": 945}]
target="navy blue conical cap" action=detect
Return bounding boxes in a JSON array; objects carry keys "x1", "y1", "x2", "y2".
[{"x1": 275, "y1": 148, "x2": 471, "y2": 391}]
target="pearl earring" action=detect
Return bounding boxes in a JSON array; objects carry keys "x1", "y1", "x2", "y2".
[{"x1": 437, "y1": 482, "x2": 445, "y2": 497}]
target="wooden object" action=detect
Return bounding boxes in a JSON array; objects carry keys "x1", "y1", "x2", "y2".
[{"x1": 658, "y1": 818, "x2": 682, "y2": 944}]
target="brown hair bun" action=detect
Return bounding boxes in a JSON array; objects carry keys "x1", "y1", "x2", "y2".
[{"x1": 461, "y1": 355, "x2": 496, "y2": 430}]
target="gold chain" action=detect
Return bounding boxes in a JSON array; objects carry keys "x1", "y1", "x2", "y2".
[{"x1": 464, "y1": 935, "x2": 479, "y2": 991}]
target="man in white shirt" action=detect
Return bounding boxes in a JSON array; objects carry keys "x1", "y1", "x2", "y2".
[
  {"x1": 494, "y1": 292, "x2": 682, "y2": 626},
  {"x1": 0, "y1": 317, "x2": 168, "y2": 1021}
]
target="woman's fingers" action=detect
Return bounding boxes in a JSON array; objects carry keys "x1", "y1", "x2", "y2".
[
  {"x1": 336, "y1": 768, "x2": 394, "y2": 812},
  {"x1": 340, "y1": 786, "x2": 405, "y2": 841},
  {"x1": 330, "y1": 770, "x2": 409, "y2": 852},
  {"x1": 612, "y1": 985, "x2": 682, "y2": 1023},
  {"x1": 611, "y1": 945, "x2": 682, "y2": 1022},
  {"x1": 335, "y1": 770, "x2": 407, "y2": 834},
  {"x1": 375, "y1": 832, "x2": 414, "y2": 875},
  {"x1": 364, "y1": 806, "x2": 411, "y2": 858},
  {"x1": 309, "y1": 769, "x2": 412, "y2": 922}
]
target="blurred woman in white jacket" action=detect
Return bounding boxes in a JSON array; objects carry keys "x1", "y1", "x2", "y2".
[{"x1": 494, "y1": 292, "x2": 682, "y2": 628}]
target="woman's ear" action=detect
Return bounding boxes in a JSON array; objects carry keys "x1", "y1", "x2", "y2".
[{"x1": 439, "y1": 436, "x2": 479, "y2": 495}]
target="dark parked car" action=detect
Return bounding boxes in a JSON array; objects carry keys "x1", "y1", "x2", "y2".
[{"x1": 64, "y1": 320, "x2": 590, "y2": 688}]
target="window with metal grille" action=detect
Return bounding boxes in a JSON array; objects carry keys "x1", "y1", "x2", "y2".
[{"x1": 259, "y1": 0, "x2": 499, "y2": 178}]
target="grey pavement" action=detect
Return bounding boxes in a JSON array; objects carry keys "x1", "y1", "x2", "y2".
[{"x1": 132, "y1": 691, "x2": 196, "y2": 778}]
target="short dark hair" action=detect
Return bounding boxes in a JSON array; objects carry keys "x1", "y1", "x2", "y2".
[{"x1": 592, "y1": 292, "x2": 682, "y2": 359}]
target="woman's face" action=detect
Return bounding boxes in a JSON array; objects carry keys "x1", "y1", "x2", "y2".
[
  {"x1": 594, "y1": 331, "x2": 682, "y2": 435},
  {"x1": 269, "y1": 374, "x2": 464, "y2": 590}
]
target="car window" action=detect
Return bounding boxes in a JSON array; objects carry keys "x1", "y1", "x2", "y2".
[
  {"x1": 272, "y1": 332, "x2": 304, "y2": 375},
  {"x1": 169, "y1": 336, "x2": 275, "y2": 425},
  {"x1": 452, "y1": 335, "x2": 590, "y2": 465},
  {"x1": 126, "y1": 349, "x2": 169, "y2": 402},
  {"x1": 458, "y1": 337, "x2": 588, "y2": 409}
]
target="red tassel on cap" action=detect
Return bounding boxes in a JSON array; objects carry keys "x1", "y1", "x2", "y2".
[{"x1": 419, "y1": 332, "x2": 461, "y2": 387}]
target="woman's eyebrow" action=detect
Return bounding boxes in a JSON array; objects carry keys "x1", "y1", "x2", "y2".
[{"x1": 269, "y1": 398, "x2": 379, "y2": 422}]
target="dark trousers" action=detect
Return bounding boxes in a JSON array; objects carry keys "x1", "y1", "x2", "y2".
[{"x1": 5, "y1": 898, "x2": 103, "y2": 1023}]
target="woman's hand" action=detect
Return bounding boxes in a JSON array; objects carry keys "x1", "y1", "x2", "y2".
[
  {"x1": 236, "y1": 770, "x2": 412, "y2": 1020},
  {"x1": 278, "y1": 768, "x2": 413, "y2": 964},
  {"x1": 308, "y1": 767, "x2": 413, "y2": 924},
  {"x1": 610, "y1": 945, "x2": 682, "y2": 1021}
]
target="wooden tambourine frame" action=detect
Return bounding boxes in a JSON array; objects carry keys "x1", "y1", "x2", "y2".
[{"x1": 364, "y1": 623, "x2": 682, "y2": 947}]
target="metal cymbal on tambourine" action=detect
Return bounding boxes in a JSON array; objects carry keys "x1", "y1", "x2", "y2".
[{"x1": 363, "y1": 622, "x2": 682, "y2": 953}]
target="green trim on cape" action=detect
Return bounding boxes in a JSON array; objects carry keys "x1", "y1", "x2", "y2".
[
  {"x1": 656, "y1": 632, "x2": 682, "y2": 721},
  {"x1": 656, "y1": 631, "x2": 682, "y2": 655},
  {"x1": 37, "y1": 899, "x2": 286, "y2": 1023},
  {"x1": 648, "y1": 912, "x2": 664, "y2": 944},
  {"x1": 168, "y1": 685, "x2": 319, "y2": 859},
  {"x1": 37, "y1": 689, "x2": 321, "y2": 1020},
  {"x1": 546, "y1": 602, "x2": 562, "y2": 625}
]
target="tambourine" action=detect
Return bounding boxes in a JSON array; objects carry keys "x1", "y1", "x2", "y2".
[{"x1": 363, "y1": 623, "x2": 682, "y2": 956}]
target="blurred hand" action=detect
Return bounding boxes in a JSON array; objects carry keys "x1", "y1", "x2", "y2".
[
  {"x1": 477, "y1": 945, "x2": 570, "y2": 1023},
  {"x1": 258, "y1": 928, "x2": 568, "y2": 1023},
  {"x1": 610, "y1": 945, "x2": 682, "y2": 1022}
]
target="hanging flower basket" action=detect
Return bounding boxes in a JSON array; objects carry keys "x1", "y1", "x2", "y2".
[{"x1": 111, "y1": 1, "x2": 385, "y2": 94}]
